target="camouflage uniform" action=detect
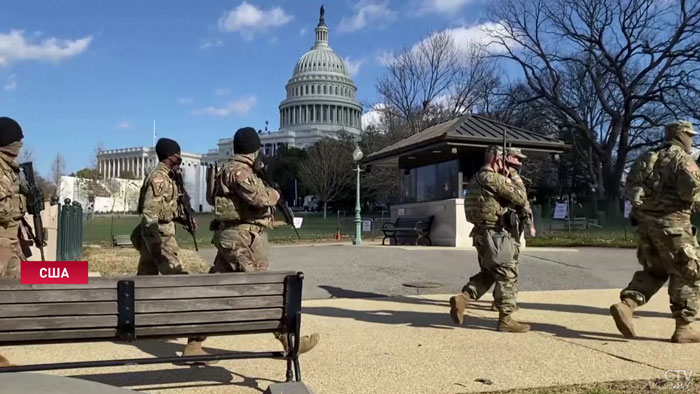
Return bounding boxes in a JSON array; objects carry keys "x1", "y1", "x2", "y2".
[
  {"x1": 130, "y1": 162, "x2": 187, "y2": 275},
  {"x1": 210, "y1": 153, "x2": 278, "y2": 273},
  {"x1": 0, "y1": 144, "x2": 26, "y2": 277},
  {"x1": 210, "y1": 151, "x2": 319, "y2": 353},
  {"x1": 462, "y1": 164, "x2": 528, "y2": 314},
  {"x1": 612, "y1": 121, "x2": 700, "y2": 343}
]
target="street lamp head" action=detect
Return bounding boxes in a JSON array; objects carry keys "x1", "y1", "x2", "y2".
[{"x1": 353, "y1": 146, "x2": 364, "y2": 162}]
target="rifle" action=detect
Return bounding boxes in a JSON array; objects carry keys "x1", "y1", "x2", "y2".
[
  {"x1": 19, "y1": 162, "x2": 46, "y2": 261},
  {"x1": 256, "y1": 164, "x2": 301, "y2": 239},
  {"x1": 172, "y1": 170, "x2": 198, "y2": 251}
]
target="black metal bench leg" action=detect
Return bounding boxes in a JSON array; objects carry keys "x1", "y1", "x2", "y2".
[
  {"x1": 285, "y1": 332, "x2": 294, "y2": 382},
  {"x1": 293, "y1": 311, "x2": 302, "y2": 381}
]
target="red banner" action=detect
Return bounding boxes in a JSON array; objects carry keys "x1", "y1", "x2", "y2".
[{"x1": 20, "y1": 261, "x2": 89, "y2": 284}]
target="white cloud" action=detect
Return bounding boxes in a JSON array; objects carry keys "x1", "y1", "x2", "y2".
[
  {"x1": 299, "y1": 28, "x2": 307, "y2": 37},
  {"x1": 116, "y1": 121, "x2": 132, "y2": 129},
  {"x1": 376, "y1": 50, "x2": 395, "y2": 66},
  {"x1": 0, "y1": 30, "x2": 91, "y2": 66},
  {"x1": 418, "y1": 0, "x2": 473, "y2": 14},
  {"x1": 200, "y1": 39, "x2": 224, "y2": 49},
  {"x1": 193, "y1": 96, "x2": 257, "y2": 117},
  {"x1": 433, "y1": 22, "x2": 519, "y2": 55},
  {"x1": 343, "y1": 56, "x2": 364, "y2": 77},
  {"x1": 214, "y1": 88, "x2": 230, "y2": 96},
  {"x1": 362, "y1": 104, "x2": 386, "y2": 129},
  {"x1": 178, "y1": 97, "x2": 193, "y2": 105},
  {"x1": 339, "y1": 0, "x2": 396, "y2": 33},
  {"x1": 4, "y1": 74, "x2": 16, "y2": 91},
  {"x1": 218, "y1": 2, "x2": 293, "y2": 41}
]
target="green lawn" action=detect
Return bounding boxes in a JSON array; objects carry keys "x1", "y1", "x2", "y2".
[{"x1": 84, "y1": 212, "x2": 392, "y2": 247}]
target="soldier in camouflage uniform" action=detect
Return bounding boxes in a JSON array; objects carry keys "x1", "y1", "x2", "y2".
[
  {"x1": 130, "y1": 138, "x2": 207, "y2": 359},
  {"x1": 0, "y1": 117, "x2": 27, "y2": 368},
  {"x1": 611, "y1": 121, "x2": 700, "y2": 343},
  {"x1": 0, "y1": 117, "x2": 27, "y2": 278},
  {"x1": 490, "y1": 147, "x2": 535, "y2": 312},
  {"x1": 449, "y1": 145, "x2": 531, "y2": 332},
  {"x1": 209, "y1": 127, "x2": 319, "y2": 354}
]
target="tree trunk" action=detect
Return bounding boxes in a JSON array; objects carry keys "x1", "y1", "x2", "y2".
[{"x1": 323, "y1": 202, "x2": 328, "y2": 219}]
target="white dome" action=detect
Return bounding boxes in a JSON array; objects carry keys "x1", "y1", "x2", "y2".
[
  {"x1": 278, "y1": 7, "x2": 363, "y2": 136},
  {"x1": 293, "y1": 48, "x2": 349, "y2": 77}
]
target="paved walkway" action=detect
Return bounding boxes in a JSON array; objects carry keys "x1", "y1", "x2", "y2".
[
  {"x1": 4, "y1": 289, "x2": 697, "y2": 393},
  {"x1": 200, "y1": 244, "x2": 639, "y2": 299}
]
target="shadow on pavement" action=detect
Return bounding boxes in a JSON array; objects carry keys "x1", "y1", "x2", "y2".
[{"x1": 71, "y1": 367, "x2": 281, "y2": 393}]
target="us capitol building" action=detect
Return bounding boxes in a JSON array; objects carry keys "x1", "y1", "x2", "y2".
[
  {"x1": 202, "y1": 6, "x2": 363, "y2": 163},
  {"x1": 94, "y1": 6, "x2": 362, "y2": 212}
]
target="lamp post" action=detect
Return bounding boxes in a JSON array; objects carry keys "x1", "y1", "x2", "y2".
[{"x1": 352, "y1": 146, "x2": 364, "y2": 245}]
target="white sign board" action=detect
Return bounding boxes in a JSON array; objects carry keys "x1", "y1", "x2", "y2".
[
  {"x1": 293, "y1": 217, "x2": 304, "y2": 229},
  {"x1": 624, "y1": 200, "x2": 632, "y2": 219},
  {"x1": 553, "y1": 202, "x2": 568, "y2": 220},
  {"x1": 362, "y1": 219, "x2": 372, "y2": 232}
]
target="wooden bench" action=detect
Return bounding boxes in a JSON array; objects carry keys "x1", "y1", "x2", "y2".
[
  {"x1": 381, "y1": 216, "x2": 434, "y2": 246},
  {"x1": 0, "y1": 271, "x2": 306, "y2": 383},
  {"x1": 112, "y1": 235, "x2": 132, "y2": 247}
]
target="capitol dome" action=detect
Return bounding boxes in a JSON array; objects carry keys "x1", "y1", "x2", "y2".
[{"x1": 279, "y1": 6, "x2": 363, "y2": 136}]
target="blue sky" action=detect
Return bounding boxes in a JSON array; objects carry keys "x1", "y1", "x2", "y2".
[{"x1": 0, "y1": 0, "x2": 493, "y2": 176}]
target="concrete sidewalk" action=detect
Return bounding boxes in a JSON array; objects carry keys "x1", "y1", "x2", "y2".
[{"x1": 3, "y1": 289, "x2": 697, "y2": 394}]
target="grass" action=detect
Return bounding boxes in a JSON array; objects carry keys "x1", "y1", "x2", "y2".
[
  {"x1": 84, "y1": 212, "x2": 392, "y2": 247},
  {"x1": 527, "y1": 230, "x2": 637, "y2": 248},
  {"x1": 83, "y1": 246, "x2": 211, "y2": 276},
  {"x1": 482, "y1": 379, "x2": 696, "y2": 393}
]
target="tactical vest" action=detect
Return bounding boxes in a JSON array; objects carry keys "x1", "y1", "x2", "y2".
[
  {"x1": 464, "y1": 169, "x2": 506, "y2": 227},
  {"x1": 137, "y1": 164, "x2": 179, "y2": 221},
  {"x1": 0, "y1": 159, "x2": 26, "y2": 225},
  {"x1": 214, "y1": 159, "x2": 271, "y2": 227},
  {"x1": 636, "y1": 145, "x2": 693, "y2": 215}
]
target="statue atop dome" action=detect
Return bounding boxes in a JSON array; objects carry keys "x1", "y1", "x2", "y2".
[{"x1": 319, "y1": 5, "x2": 326, "y2": 26}]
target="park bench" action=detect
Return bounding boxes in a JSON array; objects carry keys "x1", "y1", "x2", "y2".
[
  {"x1": 381, "y1": 216, "x2": 434, "y2": 246},
  {"x1": 112, "y1": 235, "x2": 132, "y2": 247},
  {"x1": 0, "y1": 271, "x2": 306, "y2": 383}
]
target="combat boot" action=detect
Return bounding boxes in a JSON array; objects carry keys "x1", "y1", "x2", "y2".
[
  {"x1": 497, "y1": 313, "x2": 530, "y2": 333},
  {"x1": 671, "y1": 319, "x2": 700, "y2": 343},
  {"x1": 609, "y1": 298, "x2": 638, "y2": 338},
  {"x1": 449, "y1": 293, "x2": 471, "y2": 325},
  {"x1": 182, "y1": 340, "x2": 218, "y2": 365},
  {"x1": 277, "y1": 333, "x2": 320, "y2": 355}
]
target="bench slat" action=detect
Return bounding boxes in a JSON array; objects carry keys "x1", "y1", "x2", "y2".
[
  {"x1": 132, "y1": 272, "x2": 292, "y2": 288},
  {"x1": 135, "y1": 296, "x2": 284, "y2": 313},
  {"x1": 0, "y1": 328, "x2": 117, "y2": 343},
  {"x1": 0, "y1": 315, "x2": 117, "y2": 331},
  {"x1": 136, "y1": 320, "x2": 282, "y2": 337},
  {"x1": 0, "y1": 289, "x2": 116, "y2": 304},
  {"x1": 135, "y1": 284, "x2": 284, "y2": 300},
  {"x1": 0, "y1": 272, "x2": 294, "y2": 291},
  {"x1": 0, "y1": 302, "x2": 117, "y2": 317},
  {"x1": 136, "y1": 308, "x2": 283, "y2": 326}
]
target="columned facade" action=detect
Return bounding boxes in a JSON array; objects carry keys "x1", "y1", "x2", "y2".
[{"x1": 97, "y1": 147, "x2": 202, "y2": 181}]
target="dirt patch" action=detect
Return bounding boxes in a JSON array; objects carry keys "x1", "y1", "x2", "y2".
[
  {"x1": 83, "y1": 246, "x2": 211, "y2": 276},
  {"x1": 481, "y1": 379, "x2": 695, "y2": 393}
]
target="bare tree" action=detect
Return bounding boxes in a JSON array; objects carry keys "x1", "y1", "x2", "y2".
[
  {"x1": 298, "y1": 138, "x2": 354, "y2": 219},
  {"x1": 376, "y1": 31, "x2": 500, "y2": 135},
  {"x1": 50, "y1": 153, "x2": 66, "y2": 197},
  {"x1": 488, "y1": 0, "x2": 700, "y2": 199}
]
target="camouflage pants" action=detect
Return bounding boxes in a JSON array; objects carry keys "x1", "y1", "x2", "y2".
[
  {"x1": 211, "y1": 224, "x2": 269, "y2": 273},
  {"x1": 131, "y1": 221, "x2": 187, "y2": 275},
  {"x1": 0, "y1": 223, "x2": 23, "y2": 278},
  {"x1": 621, "y1": 222, "x2": 700, "y2": 322},
  {"x1": 463, "y1": 227, "x2": 519, "y2": 315}
]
